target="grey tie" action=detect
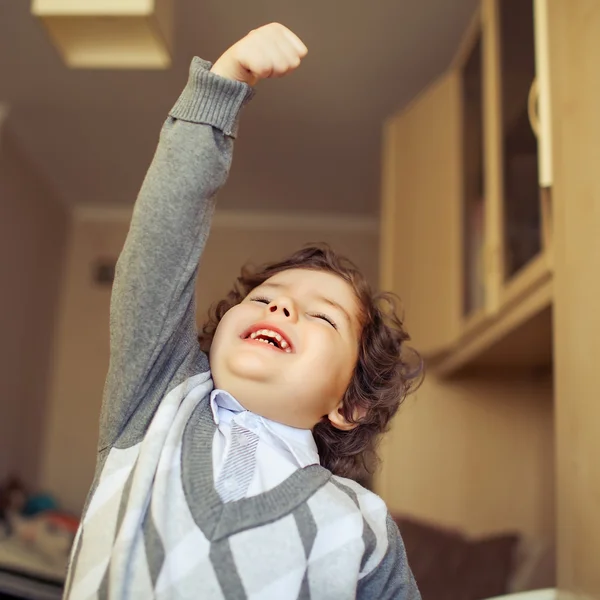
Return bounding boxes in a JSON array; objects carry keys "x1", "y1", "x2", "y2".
[{"x1": 215, "y1": 421, "x2": 260, "y2": 503}]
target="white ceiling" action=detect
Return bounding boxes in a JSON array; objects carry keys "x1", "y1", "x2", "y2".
[{"x1": 0, "y1": 0, "x2": 477, "y2": 215}]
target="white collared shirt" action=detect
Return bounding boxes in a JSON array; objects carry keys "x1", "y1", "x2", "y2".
[{"x1": 209, "y1": 389, "x2": 320, "y2": 500}]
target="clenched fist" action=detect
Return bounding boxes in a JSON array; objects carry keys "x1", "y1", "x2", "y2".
[{"x1": 210, "y1": 23, "x2": 308, "y2": 86}]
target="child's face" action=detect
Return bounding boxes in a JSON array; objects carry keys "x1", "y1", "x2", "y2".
[{"x1": 210, "y1": 268, "x2": 362, "y2": 430}]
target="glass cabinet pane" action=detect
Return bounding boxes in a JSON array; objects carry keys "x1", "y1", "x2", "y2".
[
  {"x1": 462, "y1": 34, "x2": 485, "y2": 317},
  {"x1": 499, "y1": 0, "x2": 541, "y2": 279}
]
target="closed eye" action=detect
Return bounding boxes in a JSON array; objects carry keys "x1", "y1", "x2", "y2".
[
  {"x1": 311, "y1": 313, "x2": 338, "y2": 330},
  {"x1": 250, "y1": 296, "x2": 337, "y2": 329}
]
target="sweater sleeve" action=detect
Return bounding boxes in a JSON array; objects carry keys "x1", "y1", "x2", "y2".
[
  {"x1": 357, "y1": 514, "x2": 421, "y2": 600},
  {"x1": 98, "y1": 58, "x2": 254, "y2": 451}
]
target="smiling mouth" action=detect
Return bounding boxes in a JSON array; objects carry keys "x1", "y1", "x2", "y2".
[{"x1": 241, "y1": 327, "x2": 293, "y2": 353}]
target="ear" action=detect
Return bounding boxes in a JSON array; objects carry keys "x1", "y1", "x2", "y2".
[{"x1": 327, "y1": 402, "x2": 366, "y2": 431}]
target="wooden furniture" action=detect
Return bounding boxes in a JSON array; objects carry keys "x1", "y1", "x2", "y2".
[
  {"x1": 378, "y1": 0, "x2": 600, "y2": 597},
  {"x1": 31, "y1": 0, "x2": 173, "y2": 69},
  {"x1": 548, "y1": 0, "x2": 600, "y2": 595},
  {"x1": 381, "y1": 0, "x2": 553, "y2": 376}
]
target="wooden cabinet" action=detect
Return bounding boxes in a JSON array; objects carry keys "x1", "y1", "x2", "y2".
[
  {"x1": 485, "y1": 0, "x2": 553, "y2": 309},
  {"x1": 379, "y1": 2, "x2": 600, "y2": 593},
  {"x1": 548, "y1": 0, "x2": 600, "y2": 594},
  {"x1": 380, "y1": 72, "x2": 462, "y2": 357},
  {"x1": 381, "y1": 0, "x2": 554, "y2": 374}
]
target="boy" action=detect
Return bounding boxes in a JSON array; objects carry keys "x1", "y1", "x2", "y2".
[{"x1": 65, "y1": 23, "x2": 421, "y2": 600}]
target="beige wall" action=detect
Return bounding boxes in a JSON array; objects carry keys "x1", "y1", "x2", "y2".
[
  {"x1": 40, "y1": 213, "x2": 379, "y2": 513},
  {"x1": 0, "y1": 120, "x2": 68, "y2": 486},
  {"x1": 376, "y1": 370, "x2": 555, "y2": 542}
]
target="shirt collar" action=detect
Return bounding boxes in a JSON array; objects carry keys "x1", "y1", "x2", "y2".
[
  {"x1": 261, "y1": 417, "x2": 320, "y2": 468},
  {"x1": 209, "y1": 388, "x2": 245, "y2": 424},
  {"x1": 209, "y1": 389, "x2": 320, "y2": 467}
]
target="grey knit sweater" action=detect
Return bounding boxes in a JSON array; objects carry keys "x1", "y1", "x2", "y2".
[{"x1": 63, "y1": 58, "x2": 420, "y2": 600}]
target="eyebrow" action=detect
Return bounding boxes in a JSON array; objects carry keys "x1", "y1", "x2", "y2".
[{"x1": 259, "y1": 282, "x2": 353, "y2": 325}]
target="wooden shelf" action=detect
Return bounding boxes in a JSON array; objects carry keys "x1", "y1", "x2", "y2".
[
  {"x1": 431, "y1": 254, "x2": 552, "y2": 377},
  {"x1": 380, "y1": 0, "x2": 555, "y2": 380},
  {"x1": 501, "y1": 250, "x2": 552, "y2": 308}
]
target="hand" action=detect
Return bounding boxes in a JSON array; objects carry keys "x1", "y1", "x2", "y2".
[{"x1": 210, "y1": 23, "x2": 308, "y2": 86}]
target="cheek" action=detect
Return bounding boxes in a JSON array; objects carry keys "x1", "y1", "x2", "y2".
[
  {"x1": 211, "y1": 307, "x2": 243, "y2": 355},
  {"x1": 210, "y1": 321, "x2": 226, "y2": 357},
  {"x1": 307, "y1": 333, "x2": 357, "y2": 392},
  {"x1": 332, "y1": 336, "x2": 359, "y2": 390},
  {"x1": 333, "y1": 351, "x2": 358, "y2": 393}
]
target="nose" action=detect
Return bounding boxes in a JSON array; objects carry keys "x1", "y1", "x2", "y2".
[{"x1": 267, "y1": 297, "x2": 298, "y2": 321}]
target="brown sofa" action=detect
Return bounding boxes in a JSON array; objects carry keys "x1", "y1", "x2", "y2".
[{"x1": 394, "y1": 515, "x2": 520, "y2": 600}]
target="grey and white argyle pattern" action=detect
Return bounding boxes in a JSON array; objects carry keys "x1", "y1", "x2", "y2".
[{"x1": 64, "y1": 373, "x2": 417, "y2": 599}]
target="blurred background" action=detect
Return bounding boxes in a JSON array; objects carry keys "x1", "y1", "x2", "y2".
[{"x1": 0, "y1": 0, "x2": 599, "y2": 599}]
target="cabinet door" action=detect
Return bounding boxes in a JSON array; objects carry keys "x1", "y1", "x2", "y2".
[
  {"x1": 380, "y1": 71, "x2": 462, "y2": 357},
  {"x1": 486, "y1": 0, "x2": 553, "y2": 287}
]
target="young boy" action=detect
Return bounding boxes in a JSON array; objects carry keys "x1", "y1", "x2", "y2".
[{"x1": 64, "y1": 23, "x2": 422, "y2": 600}]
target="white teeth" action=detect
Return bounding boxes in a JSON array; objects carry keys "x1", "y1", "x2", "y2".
[{"x1": 247, "y1": 328, "x2": 292, "y2": 352}]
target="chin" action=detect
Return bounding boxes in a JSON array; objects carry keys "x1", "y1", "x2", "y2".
[{"x1": 224, "y1": 350, "x2": 275, "y2": 383}]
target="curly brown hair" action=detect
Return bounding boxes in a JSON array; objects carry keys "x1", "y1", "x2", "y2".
[{"x1": 199, "y1": 244, "x2": 423, "y2": 483}]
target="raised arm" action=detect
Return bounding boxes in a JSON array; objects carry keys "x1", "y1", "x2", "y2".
[{"x1": 98, "y1": 25, "x2": 308, "y2": 451}]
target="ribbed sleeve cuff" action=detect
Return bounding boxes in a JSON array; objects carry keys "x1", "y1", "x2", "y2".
[{"x1": 169, "y1": 57, "x2": 255, "y2": 138}]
